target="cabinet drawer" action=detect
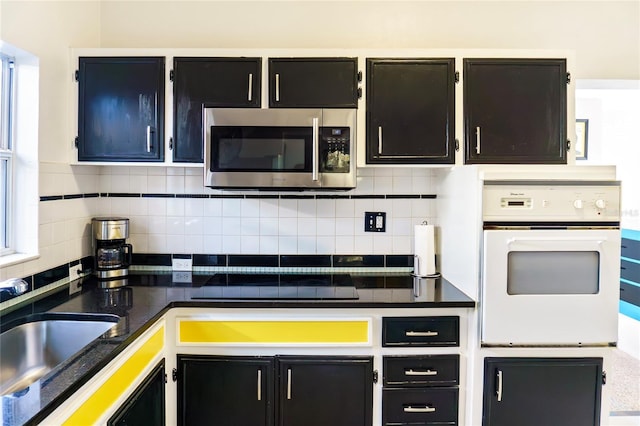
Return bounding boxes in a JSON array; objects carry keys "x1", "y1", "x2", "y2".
[
  {"x1": 382, "y1": 317, "x2": 459, "y2": 347},
  {"x1": 383, "y1": 388, "x2": 458, "y2": 425},
  {"x1": 621, "y1": 259, "x2": 640, "y2": 284},
  {"x1": 622, "y1": 238, "x2": 640, "y2": 261},
  {"x1": 384, "y1": 355, "x2": 459, "y2": 387}
]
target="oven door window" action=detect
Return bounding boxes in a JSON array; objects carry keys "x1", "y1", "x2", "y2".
[
  {"x1": 210, "y1": 126, "x2": 312, "y2": 172},
  {"x1": 507, "y1": 251, "x2": 600, "y2": 295}
]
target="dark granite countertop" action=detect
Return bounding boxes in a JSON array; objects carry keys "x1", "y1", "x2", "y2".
[{"x1": 0, "y1": 271, "x2": 474, "y2": 425}]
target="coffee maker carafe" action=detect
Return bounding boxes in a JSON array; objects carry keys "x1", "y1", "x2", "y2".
[{"x1": 92, "y1": 217, "x2": 133, "y2": 279}]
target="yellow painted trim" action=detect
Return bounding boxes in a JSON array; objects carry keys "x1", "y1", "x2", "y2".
[
  {"x1": 180, "y1": 320, "x2": 369, "y2": 343},
  {"x1": 62, "y1": 326, "x2": 164, "y2": 425}
]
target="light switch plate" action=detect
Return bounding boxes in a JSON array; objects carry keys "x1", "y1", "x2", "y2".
[
  {"x1": 364, "y1": 212, "x2": 386, "y2": 232},
  {"x1": 172, "y1": 257, "x2": 193, "y2": 271}
]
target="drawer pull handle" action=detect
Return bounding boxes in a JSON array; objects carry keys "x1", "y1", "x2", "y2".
[
  {"x1": 404, "y1": 405, "x2": 436, "y2": 413},
  {"x1": 406, "y1": 331, "x2": 438, "y2": 337},
  {"x1": 405, "y1": 369, "x2": 438, "y2": 376}
]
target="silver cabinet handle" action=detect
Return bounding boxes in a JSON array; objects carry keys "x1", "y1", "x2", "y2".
[
  {"x1": 257, "y1": 369, "x2": 262, "y2": 401},
  {"x1": 404, "y1": 406, "x2": 436, "y2": 413},
  {"x1": 248, "y1": 73, "x2": 253, "y2": 102},
  {"x1": 287, "y1": 368, "x2": 292, "y2": 400},
  {"x1": 312, "y1": 117, "x2": 319, "y2": 181},
  {"x1": 275, "y1": 73, "x2": 280, "y2": 102},
  {"x1": 146, "y1": 125, "x2": 153, "y2": 153},
  {"x1": 496, "y1": 370, "x2": 503, "y2": 402},
  {"x1": 405, "y1": 369, "x2": 438, "y2": 376},
  {"x1": 475, "y1": 126, "x2": 481, "y2": 155},
  {"x1": 378, "y1": 126, "x2": 383, "y2": 154},
  {"x1": 406, "y1": 331, "x2": 438, "y2": 337}
]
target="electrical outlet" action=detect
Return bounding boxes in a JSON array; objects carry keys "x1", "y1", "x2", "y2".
[
  {"x1": 364, "y1": 212, "x2": 386, "y2": 232},
  {"x1": 172, "y1": 257, "x2": 193, "y2": 271},
  {"x1": 172, "y1": 271, "x2": 193, "y2": 283},
  {"x1": 68, "y1": 265, "x2": 82, "y2": 281}
]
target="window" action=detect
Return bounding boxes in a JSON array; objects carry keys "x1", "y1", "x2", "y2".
[{"x1": 0, "y1": 53, "x2": 14, "y2": 254}]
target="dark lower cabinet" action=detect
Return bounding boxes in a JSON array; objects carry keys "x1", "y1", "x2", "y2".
[
  {"x1": 108, "y1": 360, "x2": 165, "y2": 426},
  {"x1": 77, "y1": 56, "x2": 165, "y2": 162},
  {"x1": 177, "y1": 355, "x2": 373, "y2": 426},
  {"x1": 278, "y1": 356, "x2": 373, "y2": 426},
  {"x1": 177, "y1": 355, "x2": 274, "y2": 426},
  {"x1": 482, "y1": 357, "x2": 603, "y2": 426}
]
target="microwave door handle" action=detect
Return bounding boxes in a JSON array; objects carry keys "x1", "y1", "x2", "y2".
[
  {"x1": 312, "y1": 117, "x2": 319, "y2": 181},
  {"x1": 248, "y1": 73, "x2": 253, "y2": 102}
]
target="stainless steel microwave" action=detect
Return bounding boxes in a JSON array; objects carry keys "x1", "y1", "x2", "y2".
[{"x1": 203, "y1": 108, "x2": 356, "y2": 190}]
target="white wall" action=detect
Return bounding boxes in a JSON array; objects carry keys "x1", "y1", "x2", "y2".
[{"x1": 576, "y1": 83, "x2": 640, "y2": 231}]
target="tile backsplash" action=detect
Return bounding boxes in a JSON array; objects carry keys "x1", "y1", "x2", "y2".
[{"x1": 1, "y1": 163, "x2": 440, "y2": 281}]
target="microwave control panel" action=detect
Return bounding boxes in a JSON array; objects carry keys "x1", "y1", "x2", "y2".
[
  {"x1": 482, "y1": 181, "x2": 621, "y2": 222},
  {"x1": 321, "y1": 127, "x2": 351, "y2": 173}
]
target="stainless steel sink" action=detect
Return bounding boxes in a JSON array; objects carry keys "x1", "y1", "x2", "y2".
[{"x1": 0, "y1": 313, "x2": 119, "y2": 396}]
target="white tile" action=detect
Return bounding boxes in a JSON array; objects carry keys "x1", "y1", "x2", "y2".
[
  {"x1": 222, "y1": 235, "x2": 241, "y2": 253},
  {"x1": 335, "y1": 236, "x2": 354, "y2": 254},
  {"x1": 129, "y1": 198, "x2": 149, "y2": 216},
  {"x1": 357, "y1": 167, "x2": 374, "y2": 177},
  {"x1": 297, "y1": 236, "x2": 316, "y2": 254},
  {"x1": 204, "y1": 198, "x2": 222, "y2": 217},
  {"x1": 259, "y1": 236, "x2": 279, "y2": 254},
  {"x1": 392, "y1": 218, "x2": 412, "y2": 236},
  {"x1": 111, "y1": 198, "x2": 130, "y2": 216},
  {"x1": 259, "y1": 218, "x2": 279, "y2": 236},
  {"x1": 147, "y1": 167, "x2": 166, "y2": 176},
  {"x1": 185, "y1": 217, "x2": 204, "y2": 235},
  {"x1": 335, "y1": 199, "x2": 355, "y2": 217},
  {"x1": 392, "y1": 199, "x2": 413, "y2": 218},
  {"x1": 129, "y1": 167, "x2": 148, "y2": 176},
  {"x1": 354, "y1": 199, "x2": 374, "y2": 216},
  {"x1": 278, "y1": 217, "x2": 297, "y2": 236},
  {"x1": 335, "y1": 218, "x2": 355, "y2": 235},
  {"x1": 38, "y1": 223, "x2": 53, "y2": 248},
  {"x1": 354, "y1": 235, "x2": 374, "y2": 253},
  {"x1": 411, "y1": 199, "x2": 431, "y2": 219},
  {"x1": 166, "y1": 198, "x2": 185, "y2": 217},
  {"x1": 392, "y1": 235, "x2": 412, "y2": 254},
  {"x1": 355, "y1": 176, "x2": 374, "y2": 194},
  {"x1": 129, "y1": 234, "x2": 148, "y2": 253},
  {"x1": 259, "y1": 199, "x2": 279, "y2": 218},
  {"x1": 316, "y1": 199, "x2": 336, "y2": 218},
  {"x1": 241, "y1": 199, "x2": 260, "y2": 218},
  {"x1": 166, "y1": 234, "x2": 185, "y2": 253},
  {"x1": 130, "y1": 175, "x2": 148, "y2": 193},
  {"x1": 316, "y1": 218, "x2": 335, "y2": 236},
  {"x1": 240, "y1": 236, "x2": 260, "y2": 254},
  {"x1": 111, "y1": 174, "x2": 131, "y2": 192},
  {"x1": 297, "y1": 218, "x2": 317, "y2": 236},
  {"x1": 373, "y1": 198, "x2": 392, "y2": 212},
  {"x1": 184, "y1": 235, "x2": 204, "y2": 253},
  {"x1": 147, "y1": 176, "x2": 167, "y2": 193},
  {"x1": 222, "y1": 217, "x2": 241, "y2": 235},
  {"x1": 374, "y1": 176, "x2": 393, "y2": 193},
  {"x1": 278, "y1": 236, "x2": 297, "y2": 254},
  {"x1": 147, "y1": 198, "x2": 167, "y2": 216},
  {"x1": 148, "y1": 234, "x2": 167, "y2": 253},
  {"x1": 412, "y1": 175, "x2": 433, "y2": 193},
  {"x1": 222, "y1": 198, "x2": 242, "y2": 217},
  {"x1": 373, "y1": 235, "x2": 393, "y2": 254},
  {"x1": 167, "y1": 167, "x2": 185, "y2": 176},
  {"x1": 203, "y1": 235, "x2": 223, "y2": 253},
  {"x1": 186, "y1": 167, "x2": 203, "y2": 176},
  {"x1": 166, "y1": 175, "x2": 185, "y2": 193},
  {"x1": 392, "y1": 167, "x2": 413, "y2": 177},
  {"x1": 166, "y1": 217, "x2": 185, "y2": 235},
  {"x1": 203, "y1": 216, "x2": 223, "y2": 235},
  {"x1": 316, "y1": 236, "x2": 336, "y2": 254},
  {"x1": 147, "y1": 216, "x2": 167, "y2": 234},
  {"x1": 297, "y1": 199, "x2": 316, "y2": 218},
  {"x1": 374, "y1": 168, "x2": 393, "y2": 177},
  {"x1": 278, "y1": 199, "x2": 298, "y2": 218},
  {"x1": 241, "y1": 218, "x2": 261, "y2": 236},
  {"x1": 185, "y1": 198, "x2": 204, "y2": 217},
  {"x1": 185, "y1": 175, "x2": 205, "y2": 194},
  {"x1": 393, "y1": 176, "x2": 413, "y2": 193}
]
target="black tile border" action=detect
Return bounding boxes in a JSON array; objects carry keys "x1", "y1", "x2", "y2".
[
  {"x1": 40, "y1": 192, "x2": 438, "y2": 202},
  {"x1": 132, "y1": 253, "x2": 172, "y2": 266},
  {"x1": 193, "y1": 254, "x2": 226, "y2": 267},
  {"x1": 33, "y1": 264, "x2": 69, "y2": 290},
  {"x1": 280, "y1": 255, "x2": 332, "y2": 268}
]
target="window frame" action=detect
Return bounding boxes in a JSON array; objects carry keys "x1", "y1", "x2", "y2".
[{"x1": 1, "y1": 53, "x2": 15, "y2": 255}]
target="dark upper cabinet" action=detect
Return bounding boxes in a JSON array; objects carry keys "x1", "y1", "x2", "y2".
[
  {"x1": 108, "y1": 360, "x2": 165, "y2": 426},
  {"x1": 177, "y1": 355, "x2": 274, "y2": 426},
  {"x1": 278, "y1": 356, "x2": 373, "y2": 426},
  {"x1": 366, "y1": 58, "x2": 456, "y2": 164},
  {"x1": 77, "y1": 57, "x2": 165, "y2": 162},
  {"x1": 464, "y1": 58, "x2": 568, "y2": 164},
  {"x1": 172, "y1": 57, "x2": 261, "y2": 163},
  {"x1": 268, "y1": 58, "x2": 359, "y2": 108},
  {"x1": 482, "y1": 358, "x2": 603, "y2": 426}
]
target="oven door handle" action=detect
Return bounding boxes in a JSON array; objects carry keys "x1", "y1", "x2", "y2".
[{"x1": 507, "y1": 238, "x2": 605, "y2": 247}]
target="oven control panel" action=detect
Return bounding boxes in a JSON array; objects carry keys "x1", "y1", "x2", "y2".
[{"x1": 483, "y1": 181, "x2": 621, "y2": 222}]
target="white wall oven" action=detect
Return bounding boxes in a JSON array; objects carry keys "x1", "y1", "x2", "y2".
[
  {"x1": 204, "y1": 108, "x2": 356, "y2": 190},
  {"x1": 480, "y1": 181, "x2": 621, "y2": 346}
]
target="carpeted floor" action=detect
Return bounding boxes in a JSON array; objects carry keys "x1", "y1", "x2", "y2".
[{"x1": 610, "y1": 348, "x2": 640, "y2": 413}]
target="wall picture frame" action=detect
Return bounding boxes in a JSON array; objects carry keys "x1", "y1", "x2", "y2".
[{"x1": 575, "y1": 119, "x2": 589, "y2": 160}]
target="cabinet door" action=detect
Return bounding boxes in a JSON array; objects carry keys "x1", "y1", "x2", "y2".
[
  {"x1": 172, "y1": 57, "x2": 261, "y2": 163},
  {"x1": 483, "y1": 357, "x2": 603, "y2": 426},
  {"x1": 367, "y1": 58, "x2": 456, "y2": 164},
  {"x1": 77, "y1": 57, "x2": 164, "y2": 162},
  {"x1": 107, "y1": 360, "x2": 165, "y2": 426},
  {"x1": 464, "y1": 58, "x2": 567, "y2": 164},
  {"x1": 278, "y1": 356, "x2": 373, "y2": 426},
  {"x1": 177, "y1": 355, "x2": 274, "y2": 426},
  {"x1": 269, "y1": 58, "x2": 358, "y2": 108}
]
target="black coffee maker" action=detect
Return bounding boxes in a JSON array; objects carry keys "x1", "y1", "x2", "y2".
[{"x1": 92, "y1": 217, "x2": 133, "y2": 279}]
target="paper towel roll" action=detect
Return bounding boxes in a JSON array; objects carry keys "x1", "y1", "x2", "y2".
[{"x1": 414, "y1": 224, "x2": 436, "y2": 277}]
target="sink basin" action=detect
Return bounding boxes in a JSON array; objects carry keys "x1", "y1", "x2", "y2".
[{"x1": 0, "y1": 313, "x2": 119, "y2": 396}]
